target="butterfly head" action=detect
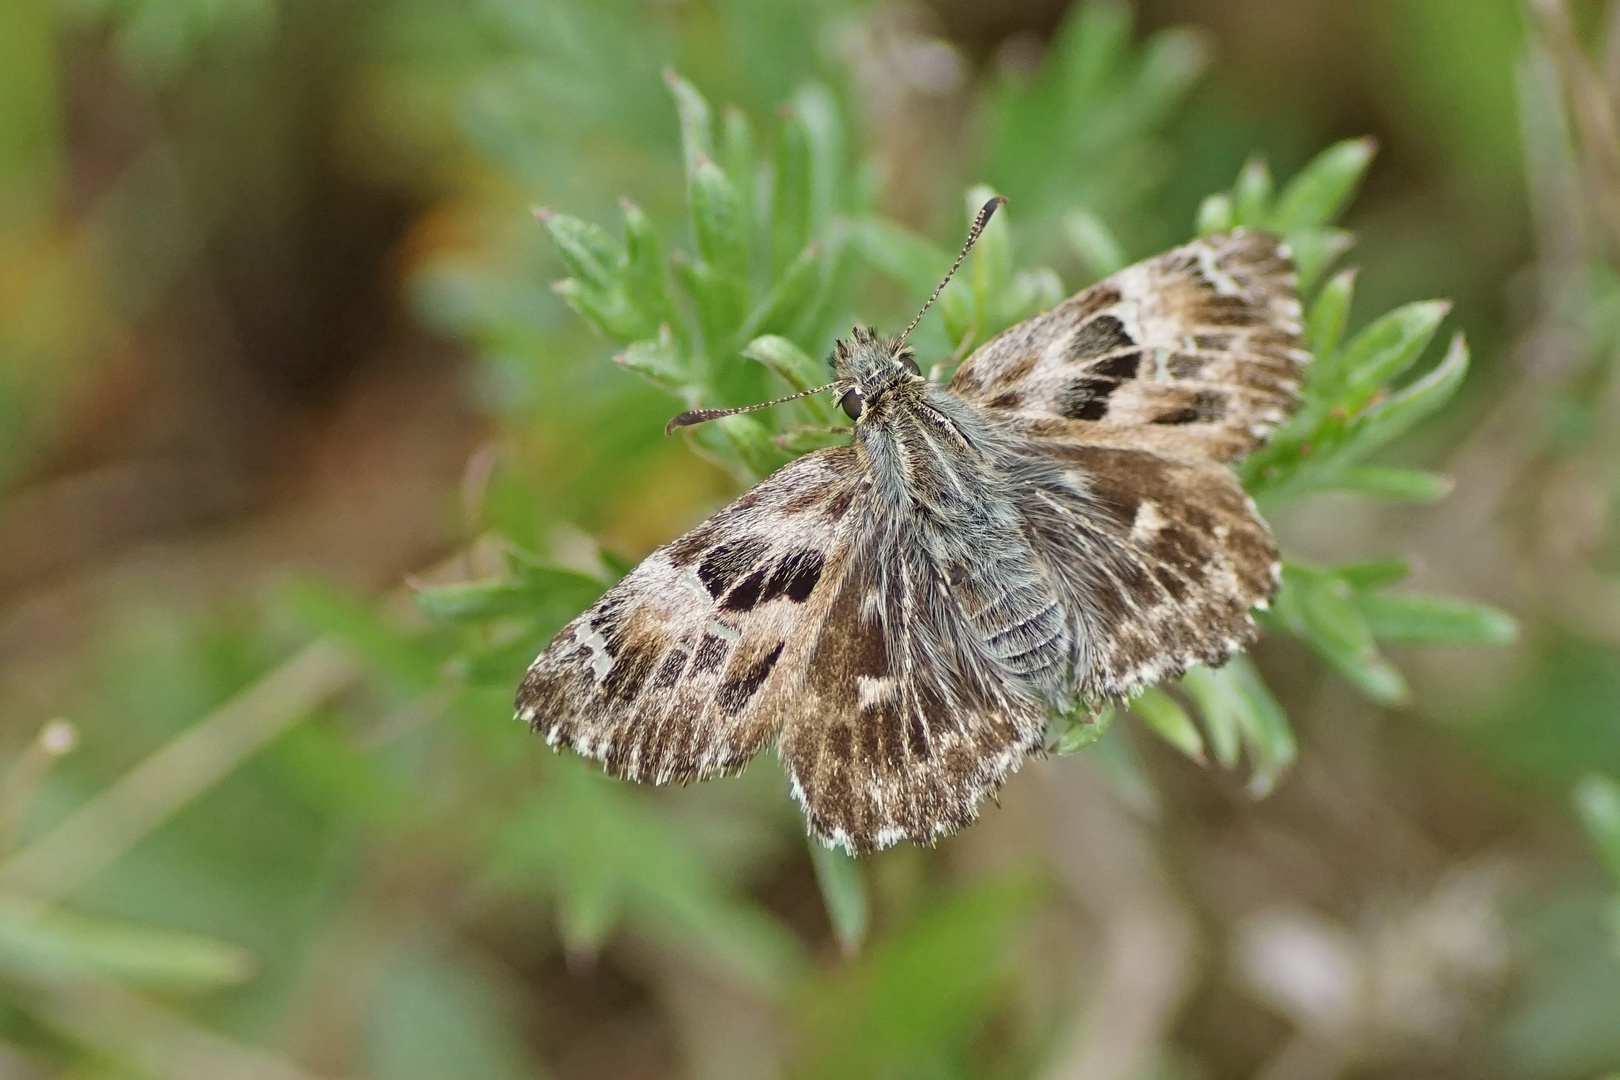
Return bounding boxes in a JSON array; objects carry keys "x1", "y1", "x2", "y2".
[{"x1": 830, "y1": 326, "x2": 922, "y2": 421}]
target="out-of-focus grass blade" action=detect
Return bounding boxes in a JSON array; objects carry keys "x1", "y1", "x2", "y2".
[
  {"x1": 739, "y1": 242, "x2": 823, "y2": 343},
  {"x1": 1306, "y1": 268, "x2": 1356, "y2": 362},
  {"x1": 849, "y1": 216, "x2": 950, "y2": 295},
  {"x1": 1063, "y1": 208, "x2": 1127, "y2": 277},
  {"x1": 1334, "y1": 558, "x2": 1410, "y2": 591},
  {"x1": 790, "y1": 84, "x2": 842, "y2": 240},
  {"x1": 0, "y1": 897, "x2": 253, "y2": 990},
  {"x1": 284, "y1": 580, "x2": 440, "y2": 692},
  {"x1": 1574, "y1": 775, "x2": 1620, "y2": 886},
  {"x1": 809, "y1": 841, "x2": 868, "y2": 957},
  {"x1": 1197, "y1": 193, "x2": 1234, "y2": 236},
  {"x1": 1232, "y1": 158, "x2": 1273, "y2": 227},
  {"x1": 665, "y1": 68, "x2": 713, "y2": 176},
  {"x1": 1268, "y1": 137, "x2": 1376, "y2": 234},
  {"x1": 1336, "y1": 299, "x2": 1450, "y2": 403},
  {"x1": 1320, "y1": 465, "x2": 1453, "y2": 502},
  {"x1": 1130, "y1": 686, "x2": 1204, "y2": 762},
  {"x1": 1354, "y1": 591, "x2": 1519, "y2": 646}
]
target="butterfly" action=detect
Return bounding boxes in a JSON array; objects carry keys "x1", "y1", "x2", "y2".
[{"x1": 517, "y1": 197, "x2": 1307, "y2": 854}]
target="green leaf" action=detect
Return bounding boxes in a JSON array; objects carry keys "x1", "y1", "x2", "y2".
[
  {"x1": 690, "y1": 157, "x2": 749, "y2": 295},
  {"x1": 551, "y1": 278, "x2": 648, "y2": 343},
  {"x1": 615, "y1": 331, "x2": 688, "y2": 389},
  {"x1": 790, "y1": 84, "x2": 842, "y2": 241},
  {"x1": 1268, "y1": 137, "x2": 1376, "y2": 233},
  {"x1": 1334, "y1": 558, "x2": 1411, "y2": 591},
  {"x1": 809, "y1": 842, "x2": 868, "y2": 956},
  {"x1": 1063, "y1": 208, "x2": 1127, "y2": 277},
  {"x1": 671, "y1": 252, "x2": 743, "y2": 355},
  {"x1": 1335, "y1": 299, "x2": 1450, "y2": 404},
  {"x1": 771, "y1": 109, "x2": 813, "y2": 275},
  {"x1": 1307, "y1": 268, "x2": 1357, "y2": 362},
  {"x1": 739, "y1": 242, "x2": 824, "y2": 343},
  {"x1": 0, "y1": 897, "x2": 253, "y2": 990},
  {"x1": 1275, "y1": 565, "x2": 1409, "y2": 705},
  {"x1": 742, "y1": 334, "x2": 826, "y2": 394},
  {"x1": 621, "y1": 199, "x2": 675, "y2": 330},
  {"x1": 1574, "y1": 775, "x2": 1620, "y2": 885},
  {"x1": 1180, "y1": 656, "x2": 1297, "y2": 794},
  {"x1": 717, "y1": 413, "x2": 790, "y2": 477},
  {"x1": 849, "y1": 216, "x2": 949, "y2": 295},
  {"x1": 1288, "y1": 227, "x2": 1354, "y2": 294},
  {"x1": 664, "y1": 68, "x2": 713, "y2": 177},
  {"x1": 1338, "y1": 332, "x2": 1470, "y2": 462},
  {"x1": 1197, "y1": 192, "x2": 1234, "y2": 236},
  {"x1": 1053, "y1": 703, "x2": 1115, "y2": 755},
  {"x1": 721, "y1": 105, "x2": 755, "y2": 225},
  {"x1": 538, "y1": 211, "x2": 619, "y2": 292},
  {"x1": 1130, "y1": 686, "x2": 1204, "y2": 761},
  {"x1": 284, "y1": 580, "x2": 440, "y2": 691},
  {"x1": 1318, "y1": 465, "x2": 1453, "y2": 501},
  {"x1": 1353, "y1": 591, "x2": 1519, "y2": 646},
  {"x1": 1232, "y1": 157, "x2": 1273, "y2": 227}
]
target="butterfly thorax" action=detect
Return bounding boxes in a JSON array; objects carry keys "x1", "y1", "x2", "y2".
[{"x1": 833, "y1": 327, "x2": 1075, "y2": 704}]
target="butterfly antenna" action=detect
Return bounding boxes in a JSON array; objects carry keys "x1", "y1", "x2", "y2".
[
  {"x1": 665, "y1": 381, "x2": 843, "y2": 435},
  {"x1": 897, "y1": 195, "x2": 1007, "y2": 346}
]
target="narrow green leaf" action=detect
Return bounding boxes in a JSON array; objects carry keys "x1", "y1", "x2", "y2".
[
  {"x1": 789, "y1": 84, "x2": 842, "y2": 240},
  {"x1": 1180, "y1": 667, "x2": 1241, "y2": 769},
  {"x1": 690, "y1": 157, "x2": 749, "y2": 290},
  {"x1": 739, "y1": 242, "x2": 823, "y2": 342},
  {"x1": 615, "y1": 331, "x2": 688, "y2": 389},
  {"x1": 538, "y1": 211, "x2": 619, "y2": 291},
  {"x1": 1053, "y1": 703, "x2": 1115, "y2": 755},
  {"x1": 1337, "y1": 300, "x2": 1449, "y2": 402},
  {"x1": 771, "y1": 110, "x2": 812, "y2": 275},
  {"x1": 1131, "y1": 687, "x2": 1204, "y2": 761},
  {"x1": 1284, "y1": 566, "x2": 1409, "y2": 705},
  {"x1": 621, "y1": 199, "x2": 675, "y2": 330},
  {"x1": 0, "y1": 899, "x2": 255, "y2": 990},
  {"x1": 722, "y1": 105, "x2": 755, "y2": 225},
  {"x1": 552, "y1": 278, "x2": 648, "y2": 343},
  {"x1": 1287, "y1": 227, "x2": 1354, "y2": 294},
  {"x1": 1197, "y1": 192, "x2": 1234, "y2": 236},
  {"x1": 1574, "y1": 775, "x2": 1620, "y2": 885},
  {"x1": 1354, "y1": 592, "x2": 1518, "y2": 646},
  {"x1": 664, "y1": 68, "x2": 713, "y2": 177},
  {"x1": 1318, "y1": 465, "x2": 1453, "y2": 501},
  {"x1": 809, "y1": 841, "x2": 869, "y2": 956},
  {"x1": 1306, "y1": 268, "x2": 1356, "y2": 362},
  {"x1": 849, "y1": 216, "x2": 949, "y2": 295},
  {"x1": 1180, "y1": 657, "x2": 1297, "y2": 793},
  {"x1": 718, "y1": 413, "x2": 791, "y2": 477},
  {"x1": 1233, "y1": 158, "x2": 1273, "y2": 227},
  {"x1": 1269, "y1": 137, "x2": 1376, "y2": 233},
  {"x1": 1333, "y1": 558, "x2": 1410, "y2": 591},
  {"x1": 742, "y1": 333, "x2": 827, "y2": 394},
  {"x1": 1340, "y1": 332, "x2": 1470, "y2": 462},
  {"x1": 1063, "y1": 209, "x2": 1127, "y2": 277}
]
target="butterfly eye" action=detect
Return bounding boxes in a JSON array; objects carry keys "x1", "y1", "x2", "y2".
[{"x1": 839, "y1": 387, "x2": 864, "y2": 420}]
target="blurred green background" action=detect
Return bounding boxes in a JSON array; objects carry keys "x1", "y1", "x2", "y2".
[{"x1": 4, "y1": 0, "x2": 1620, "y2": 1077}]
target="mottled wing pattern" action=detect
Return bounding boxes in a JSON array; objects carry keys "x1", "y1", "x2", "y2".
[
  {"x1": 951, "y1": 230, "x2": 1307, "y2": 462},
  {"x1": 1011, "y1": 442, "x2": 1279, "y2": 698},
  {"x1": 517, "y1": 447, "x2": 863, "y2": 784},
  {"x1": 779, "y1": 500, "x2": 1047, "y2": 854}
]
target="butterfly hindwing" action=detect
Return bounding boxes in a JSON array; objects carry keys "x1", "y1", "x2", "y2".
[
  {"x1": 1012, "y1": 440, "x2": 1280, "y2": 698},
  {"x1": 780, "y1": 499, "x2": 1047, "y2": 854},
  {"x1": 951, "y1": 230, "x2": 1308, "y2": 461},
  {"x1": 517, "y1": 447, "x2": 863, "y2": 784}
]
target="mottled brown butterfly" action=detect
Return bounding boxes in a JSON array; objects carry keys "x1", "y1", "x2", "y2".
[{"x1": 518, "y1": 198, "x2": 1307, "y2": 854}]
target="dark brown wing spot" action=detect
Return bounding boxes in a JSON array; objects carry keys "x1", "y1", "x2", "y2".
[
  {"x1": 698, "y1": 539, "x2": 770, "y2": 598},
  {"x1": 1092, "y1": 351, "x2": 1141, "y2": 380},
  {"x1": 651, "y1": 648, "x2": 688, "y2": 690},
  {"x1": 716, "y1": 642, "x2": 783, "y2": 715},
  {"x1": 1167, "y1": 353, "x2": 1206, "y2": 378},
  {"x1": 1152, "y1": 390, "x2": 1226, "y2": 425},
  {"x1": 1067, "y1": 314, "x2": 1133, "y2": 361},
  {"x1": 1058, "y1": 377, "x2": 1121, "y2": 421},
  {"x1": 1194, "y1": 332, "x2": 1233, "y2": 350},
  {"x1": 692, "y1": 632, "x2": 730, "y2": 673},
  {"x1": 600, "y1": 630, "x2": 662, "y2": 704},
  {"x1": 990, "y1": 390, "x2": 1024, "y2": 409},
  {"x1": 1068, "y1": 283, "x2": 1122, "y2": 319},
  {"x1": 760, "y1": 549, "x2": 825, "y2": 603}
]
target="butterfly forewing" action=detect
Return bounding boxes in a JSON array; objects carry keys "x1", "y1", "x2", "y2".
[
  {"x1": 951, "y1": 230, "x2": 1307, "y2": 461},
  {"x1": 517, "y1": 447, "x2": 863, "y2": 784}
]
